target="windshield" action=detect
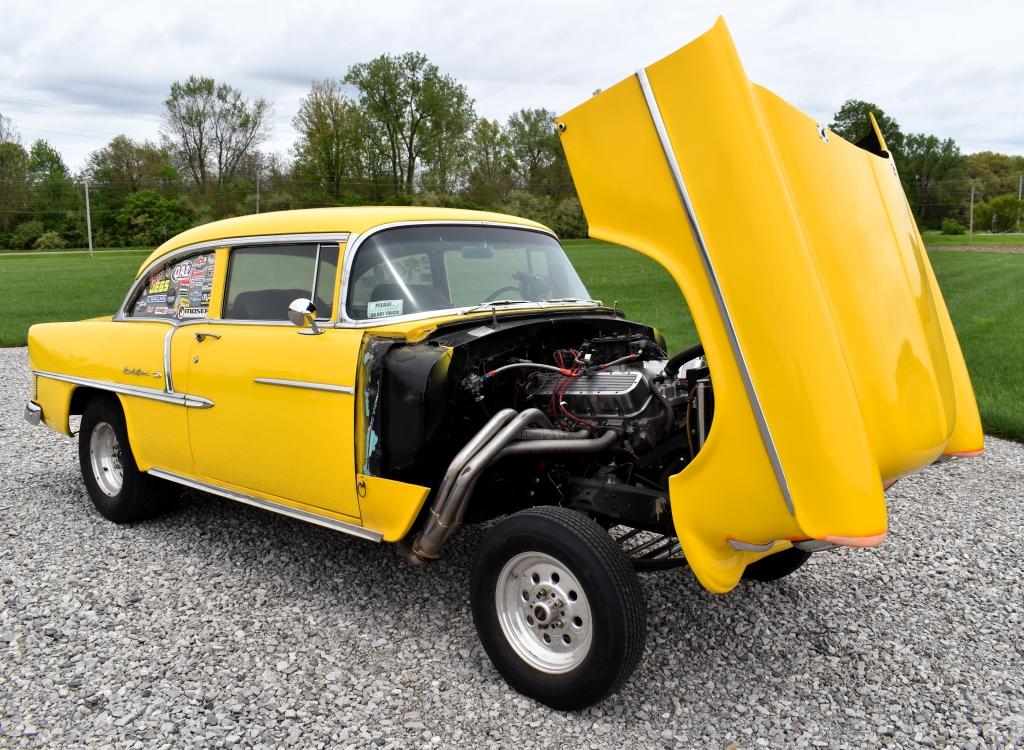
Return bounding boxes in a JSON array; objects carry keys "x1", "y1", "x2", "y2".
[{"x1": 345, "y1": 225, "x2": 591, "y2": 320}]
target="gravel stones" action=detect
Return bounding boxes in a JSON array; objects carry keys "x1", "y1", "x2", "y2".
[{"x1": 1, "y1": 346, "x2": 1022, "y2": 748}]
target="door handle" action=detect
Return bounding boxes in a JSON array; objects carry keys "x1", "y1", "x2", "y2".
[{"x1": 194, "y1": 332, "x2": 222, "y2": 342}]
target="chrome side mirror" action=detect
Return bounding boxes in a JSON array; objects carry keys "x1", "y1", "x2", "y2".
[{"x1": 287, "y1": 298, "x2": 323, "y2": 335}]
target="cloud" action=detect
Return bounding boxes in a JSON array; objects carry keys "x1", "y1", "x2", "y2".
[{"x1": 1, "y1": 0, "x2": 1021, "y2": 170}]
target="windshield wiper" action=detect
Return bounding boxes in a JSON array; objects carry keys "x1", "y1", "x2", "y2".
[
  {"x1": 464, "y1": 299, "x2": 530, "y2": 314},
  {"x1": 542, "y1": 297, "x2": 600, "y2": 304}
]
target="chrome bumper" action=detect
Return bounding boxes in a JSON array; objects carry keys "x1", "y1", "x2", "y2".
[{"x1": 24, "y1": 402, "x2": 42, "y2": 426}]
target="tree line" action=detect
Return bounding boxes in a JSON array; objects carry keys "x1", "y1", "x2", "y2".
[
  {"x1": 830, "y1": 100, "x2": 1023, "y2": 234},
  {"x1": 1, "y1": 56, "x2": 1022, "y2": 251}
]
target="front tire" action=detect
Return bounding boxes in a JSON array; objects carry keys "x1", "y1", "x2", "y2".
[
  {"x1": 78, "y1": 395, "x2": 177, "y2": 523},
  {"x1": 471, "y1": 507, "x2": 647, "y2": 710}
]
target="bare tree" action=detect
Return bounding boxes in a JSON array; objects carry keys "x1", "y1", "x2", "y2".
[
  {"x1": 0, "y1": 112, "x2": 20, "y2": 144},
  {"x1": 162, "y1": 76, "x2": 271, "y2": 188}
]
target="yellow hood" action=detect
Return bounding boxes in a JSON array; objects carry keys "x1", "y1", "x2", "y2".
[{"x1": 557, "y1": 18, "x2": 983, "y2": 592}]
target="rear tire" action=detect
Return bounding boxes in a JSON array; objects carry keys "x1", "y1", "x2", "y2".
[
  {"x1": 470, "y1": 506, "x2": 647, "y2": 710},
  {"x1": 78, "y1": 395, "x2": 178, "y2": 523},
  {"x1": 742, "y1": 546, "x2": 811, "y2": 582}
]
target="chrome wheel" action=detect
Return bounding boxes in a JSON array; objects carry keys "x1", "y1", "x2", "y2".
[
  {"x1": 495, "y1": 551, "x2": 593, "y2": 674},
  {"x1": 89, "y1": 421, "x2": 123, "y2": 497}
]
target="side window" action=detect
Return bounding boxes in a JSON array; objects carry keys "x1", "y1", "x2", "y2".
[
  {"x1": 129, "y1": 251, "x2": 215, "y2": 320},
  {"x1": 223, "y1": 243, "x2": 339, "y2": 321}
]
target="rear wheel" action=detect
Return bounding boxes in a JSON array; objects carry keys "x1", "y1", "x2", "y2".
[
  {"x1": 742, "y1": 546, "x2": 811, "y2": 582},
  {"x1": 471, "y1": 506, "x2": 647, "y2": 710},
  {"x1": 78, "y1": 395, "x2": 178, "y2": 523}
]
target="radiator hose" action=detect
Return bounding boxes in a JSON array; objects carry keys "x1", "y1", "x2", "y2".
[{"x1": 663, "y1": 342, "x2": 705, "y2": 379}]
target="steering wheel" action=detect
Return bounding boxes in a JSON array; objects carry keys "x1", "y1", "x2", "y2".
[{"x1": 483, "y1": 285, "x2": 522, "y2": 302}]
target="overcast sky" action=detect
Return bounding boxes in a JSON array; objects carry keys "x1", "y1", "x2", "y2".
[{"x1": 1, "y1": 0, "x2": 1021, "y2": 171}]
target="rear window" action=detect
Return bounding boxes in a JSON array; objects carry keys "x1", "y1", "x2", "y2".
[{"x1": 129, "y1": 252, "x2": 216, "y2": 320}]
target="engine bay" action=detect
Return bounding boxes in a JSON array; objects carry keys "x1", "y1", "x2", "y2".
[{"x1": 362, "y1": 312, "x2": 714, "y2": 541}]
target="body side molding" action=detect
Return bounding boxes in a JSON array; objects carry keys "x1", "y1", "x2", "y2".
[
  {"x1": 148, "y1": 468, "x2": 382, "y2": 542},
  {"x1": 33, "y1": 370, "x2": 213, "y2": 408}
]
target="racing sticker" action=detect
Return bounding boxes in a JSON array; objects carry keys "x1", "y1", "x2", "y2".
[
  {"x1": 367, "y1": 299, "x2": 403, "y2": 318},
  {"x1": 177, "y1": 306, "x2": 208, "y2": 320},
  {"x1": 171, "y1": 260, "x2": 194, "y2": 281}
]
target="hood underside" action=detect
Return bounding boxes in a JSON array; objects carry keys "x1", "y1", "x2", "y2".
[{"x1": 557, "y1": 18, "x2": 983, "y2": 592}]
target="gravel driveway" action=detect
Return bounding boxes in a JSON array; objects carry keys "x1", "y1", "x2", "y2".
[{"x1": 2, "y1": 346, "x2": 1022, "y2": 749}]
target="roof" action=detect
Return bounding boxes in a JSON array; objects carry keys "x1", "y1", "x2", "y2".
[{"x1": 137, "y1": 206, "x2": 551, "y2": 275}]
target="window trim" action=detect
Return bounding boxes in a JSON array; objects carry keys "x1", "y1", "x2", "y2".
[
  {"x1": 114, "y1": 232, "x2": 350, "y2": 325},
  {"x1": 337, "y1": 220, "x2": 595, "y2": 328},
  {"x1": 220, "y1": 242, "x2": 340, "y2": 323}
]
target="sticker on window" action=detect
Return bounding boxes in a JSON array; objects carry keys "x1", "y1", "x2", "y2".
[
  {"x1": 130, "y1": 251, "x2": 216, "y2": 319},
  {"x1": 367, "y1": 299, "x2": 404, "y2": 318}
]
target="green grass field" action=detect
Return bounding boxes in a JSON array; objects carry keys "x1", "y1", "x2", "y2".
[
  {"x1": 2, "y1": 241, "x2": 1022, "y2": 440},
  {"x1": 921, "y1": 231, "x2": 1024, "y2": 245}
]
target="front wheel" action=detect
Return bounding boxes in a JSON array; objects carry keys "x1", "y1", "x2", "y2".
[
  {"x1": 470, "y1": 507, "x2": 647, "y2": 710},
  {"x1": 78, "y1": 395, "x2": 178, "y2": 523}
]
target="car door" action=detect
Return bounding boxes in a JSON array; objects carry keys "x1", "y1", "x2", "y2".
[
  {"x1": 104, "y1": 247, "x2": 222, "y2": 476},
  {"x1": 185, "y1": 240, "x2": 364, "y2": 521}
]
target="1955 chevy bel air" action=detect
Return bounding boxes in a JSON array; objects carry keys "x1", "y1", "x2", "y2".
[{"x1": 24, "y1": 19, "x2": 982, "y2": 709}]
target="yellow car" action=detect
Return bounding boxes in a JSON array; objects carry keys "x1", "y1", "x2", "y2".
[{"x1": 23, "y1": 19, "x2": 981, "y2": 710}]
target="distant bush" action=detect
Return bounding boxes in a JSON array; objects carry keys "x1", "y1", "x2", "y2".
[
  {"x1": 11, "y1": 220, "x2": 45, "y2": 250},
  {"x1": 33, "y1": 231, "x2": 67, "y2": 250},
  {"x1": 548, "y1": 197, "x2": 588, "y2": 239},
  {"x1": 941, "y1": 217, "x2": 967, "y2": 235}
]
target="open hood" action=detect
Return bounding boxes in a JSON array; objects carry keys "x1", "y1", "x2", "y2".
[{"x1": 557, "y1": 18, "x2": 983, "y2": 592}]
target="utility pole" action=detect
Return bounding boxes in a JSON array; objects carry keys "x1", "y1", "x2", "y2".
[
  {"x1": 968, "y1": 182, "x2": 975, "y2": 243},
  {"x1": 84, "y1": 179, "x2": 94, "y2": 258},
  {"x1": 255, "y1": 171, "x2": 260, "y2": 214}
]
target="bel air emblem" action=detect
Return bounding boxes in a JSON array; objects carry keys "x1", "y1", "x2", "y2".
[{"x1": 123, "y1": 367, "x2": 163, "y2": 379}]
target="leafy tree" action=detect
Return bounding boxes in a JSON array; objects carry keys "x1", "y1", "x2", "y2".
[
  {"x1": 900, "y1": 134, "x2": 967, "y2": 228},
  {"x1": 162, "y1": 76, "x2": 271, "y2": 189},
  {"x1": 829, "y1": 99, "x2": 905, "y2": 156},
  {"x1": 506, "y1": 108, "x2": 561, "y2": 192},
  {"x1": 966, "y1": 152, "x2": 1024, "y2": 201},
  {"x1": 465, "y1": 118, "x2": 515, "y2": 206},
  {"x1": 974, "y1": 194, "x2": 1023, "y2": 233},
  {"x1": 114, "y1": 189, "x2": 196, "y2": 246},
  {"x1": 418, "y1": 76, "x2": 475, "y2": 193},
  {"x1": 86, "y1": 135, "x2": 176, "y2": 193},
  {"x1": 293, "y1": 80, "x2": 375, "y2": 202},
  {"x1": 344, "y1": 52, "x2": 474, "y2": 195},
  {"x1": 0, "y1": 141, "x2": 29, "y2": 231},
  {"x1": 26, "y1": 139, "x2": 78, "y2": 234}
]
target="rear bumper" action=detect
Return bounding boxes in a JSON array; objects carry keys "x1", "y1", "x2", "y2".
[{"x1": 24, "y1": 401, "x2": 42, "y2": 426}]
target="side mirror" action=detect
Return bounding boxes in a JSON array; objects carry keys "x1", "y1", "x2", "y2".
[{"x1": 287, "y1": 298, "x2": 324, "y2": 335}]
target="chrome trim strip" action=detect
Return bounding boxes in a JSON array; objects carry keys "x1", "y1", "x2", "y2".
[
  {"x1": 115, "y1": 232, "x2": 351, "y2": 321},
  {"x1": 33, "y1": 370, "x2": 214, "y2": 409},
  {"x1": 728, "y1": 539, "x2": 775, "y2": 553},
  {"x1": 24, "y1": 401, "x2": 42, "y2": 426},
  {"x1": 147, "y1": 468, "x2": 381, "y2": 542},
  {"x1": 636, "y1": 67, "x2": 795, "y2": 516},
  {"x1": 335, "y1": 220, "x2": 597, "y2": 328},
  {"x1": 163, "y1": 327, "x2": 176, "y2": 393},
  {"x1": 253, "y1": 377, "x2": 355, "y2": 395},
  {"x1": 792, "y1": 540, "x2": 838, "y2": 553}
]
